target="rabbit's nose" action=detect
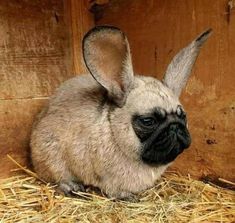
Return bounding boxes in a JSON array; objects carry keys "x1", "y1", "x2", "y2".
[{"x1": 169, "y1": 123, "x2": 178, "y2": 133}]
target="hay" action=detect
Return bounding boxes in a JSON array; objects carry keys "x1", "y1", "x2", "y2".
[{"x1": 0, "y1": 158, "x2": 234, "y2": 223}]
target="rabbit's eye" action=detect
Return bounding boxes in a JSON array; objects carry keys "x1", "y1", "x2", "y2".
[{"x1": 139, "y1": 117, "x2": 156, "y2": 127}]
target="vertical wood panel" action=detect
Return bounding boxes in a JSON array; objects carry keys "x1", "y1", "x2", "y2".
[
  {"x1": 66, "y1": 0, "x2": 94, "y2": 74},
  {"x1": 96, "y1": 0, "x2": 235, "y2": 181}
]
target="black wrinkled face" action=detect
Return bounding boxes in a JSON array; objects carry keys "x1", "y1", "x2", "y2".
[{"x1": 132, "y1": 106, "x2": 191, "y2": 165}]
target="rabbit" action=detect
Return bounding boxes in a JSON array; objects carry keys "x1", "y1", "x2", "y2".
[{"x1": 30, "y1": 26, "x2": 212, "y2": 200}]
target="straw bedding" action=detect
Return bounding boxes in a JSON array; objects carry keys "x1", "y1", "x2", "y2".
[{"x1": 0, "y1": 157, "x2": 234, "y2": 222}]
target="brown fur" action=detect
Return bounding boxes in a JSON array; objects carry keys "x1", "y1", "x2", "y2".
[{"x1": 30, "y1": 26, "x2": 211, "y2": 199}]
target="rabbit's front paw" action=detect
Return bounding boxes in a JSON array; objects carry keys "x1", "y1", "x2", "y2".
[
  {"x1": 58, "y1": 181, "x2": 85, "y2": 196},
  {"x1": 118, "y1": 192, "x2": 139, "y2": 203},
  {"x1": 108, "y1": 191, "x2": 139, "y2": 202}
]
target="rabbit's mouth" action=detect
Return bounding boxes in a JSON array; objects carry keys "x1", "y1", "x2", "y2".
[
  {"x1": 132, "y1": 106, "x2": 191, "y2": 165},
  {"x1": 141, "y1": 121, "x2": 191, "y2": 165}
]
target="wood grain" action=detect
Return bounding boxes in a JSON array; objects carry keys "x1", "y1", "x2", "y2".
[
  {"x1": 0, "y1": 99, "x2": 47, "y2": 178},
  {"x1": 96, "y1": 0, "x2": 235, "y2": 181},
  {"x1": 65, "y1": 0, "x2": 94, "y2": 75},
  {"x1": 0, "y1": 0, "x2": 73, "y2": 99},
  {"x1": 0, "y1": 0, "x2": 93, "y2": 178}
]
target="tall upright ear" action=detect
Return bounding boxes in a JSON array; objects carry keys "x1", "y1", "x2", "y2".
[
  {"x1": 163, "y1": 29, "x2": 212, "y2": 97},
  {"x1": 82, "y1": 26, "x2": 134, "y2": 107}
]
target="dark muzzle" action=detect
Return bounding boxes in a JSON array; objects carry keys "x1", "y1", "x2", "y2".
[{"x1": 141, "y1": 117, "x2": 191, "y2": 165}]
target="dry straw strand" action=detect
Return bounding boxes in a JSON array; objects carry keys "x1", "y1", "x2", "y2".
[{"x1": 0, "y1": 156, "x2": 234, "y2": 222}]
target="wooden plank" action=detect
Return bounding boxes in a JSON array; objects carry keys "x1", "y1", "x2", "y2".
[
  {"x1": 0, "y1": 0, "x2": 94, "y2": 178},
  {"x1": 0, "y1": 0, "x2": 69, "y2": 178},
  {"x1": 96, "y1": 0, "x2": 235, "y2": 181},
  {"x1": 0, "y1": 0, "x2": 73, "y2": 99},
  {"x1": 0, "y1": 99, "x2": 47, "y2": 178},
  {"x1": 65, "y1": 0, "x2": 94, "y2": 75}
]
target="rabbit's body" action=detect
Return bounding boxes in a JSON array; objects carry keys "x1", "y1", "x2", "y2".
[
  {"x1": 30, "y1": 26, "x2": 211, "y2": 199},
  {"x1": 31, "y1": 75, "x2": 168, "y2": 198}
]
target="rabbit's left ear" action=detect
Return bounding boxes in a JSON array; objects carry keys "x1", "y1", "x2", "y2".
[
  {"x1": 83, "y1": 26, "x2": 134, "y2": 107},
  {"x1": 163, "y1": 29, "x2": 212, "y2": 97}
]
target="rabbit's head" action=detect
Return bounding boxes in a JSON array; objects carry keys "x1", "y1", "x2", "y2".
[{"x1": 83, "y1": 26, "x2": 211, "y2": 165}]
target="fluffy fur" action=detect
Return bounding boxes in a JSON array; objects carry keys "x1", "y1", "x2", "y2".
[{"x1": 30, "y1": 26, "x2": 211, "y2": 199}]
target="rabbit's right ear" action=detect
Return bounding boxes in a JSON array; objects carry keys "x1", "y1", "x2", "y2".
[{"x1": 83, "y1": 26, "x2": 134, "y2": 107}]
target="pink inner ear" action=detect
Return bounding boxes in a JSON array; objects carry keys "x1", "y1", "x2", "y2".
[{"x1": 86, "y1": 32, "x2": 128, "y2": 92}]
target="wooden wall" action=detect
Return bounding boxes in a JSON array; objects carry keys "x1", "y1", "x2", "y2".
[
  {"x1": 0, "y1": 0, "x2": 93, "y2": 178},
  {"x1": 0, "y1": 0, "x2": 234, "y2": 182},
  {"x1": 96, "y1": 0, "x2": 235, "y2": 181}
]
